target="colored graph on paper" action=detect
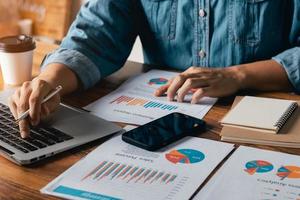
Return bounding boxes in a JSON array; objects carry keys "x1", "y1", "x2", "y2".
[
  {"x1": 110, "y1": 95, "x2": 178, "y2": 111},
  {"x1": 81, "y1": 161, "x2": 177, "y2": 185},
  {"x1": 165, "y1": 149, "x2": 205, "y2": 164},
  {"x1": 148, "y1": 78, "x2": 169, "y2": 85},
  {"x1": 244, "y1": 160, "x2": 274, "y2": 175}
]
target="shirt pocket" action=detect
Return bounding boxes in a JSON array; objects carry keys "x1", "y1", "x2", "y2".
[
  {"x1": 228, "y1": 0, "x2": 270, "y2": 46},
  {"x1": 143, "y1": 0, "x2": 178, "y2": 40}
]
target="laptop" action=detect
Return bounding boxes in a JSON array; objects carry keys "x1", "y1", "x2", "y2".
[{"x1": 0, "y1": 90, "x2": 122, "y2": 165}]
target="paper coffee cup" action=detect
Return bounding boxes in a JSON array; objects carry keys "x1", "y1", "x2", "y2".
[{"x1": 0, "y1": 35, "x2": 36, "y2": 85}]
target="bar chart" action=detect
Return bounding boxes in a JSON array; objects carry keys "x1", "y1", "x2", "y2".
[
  {"x1": 110, "y1": 95, "x2": 178, "y2": 111},
  {"x1": 81, "y1": 161, "x2": 177, "y2": 185}
]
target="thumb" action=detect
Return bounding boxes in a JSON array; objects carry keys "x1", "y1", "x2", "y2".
[{"x1": 40, "y1": 94, "x2": 61, "y2": 120}]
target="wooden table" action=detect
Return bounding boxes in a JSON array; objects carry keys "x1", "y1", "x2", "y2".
[{"x1": 0, "y1": 59, "x2": 300, "y2": 200}]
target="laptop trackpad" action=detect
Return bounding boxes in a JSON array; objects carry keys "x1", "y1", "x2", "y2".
[{"x1": 42, "y1": 105, "x2": 121, "y2": 137}]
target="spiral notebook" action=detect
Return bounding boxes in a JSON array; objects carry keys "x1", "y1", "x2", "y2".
[{"x1": 220, "y1": 96, "x2": 298, "y2": 134}]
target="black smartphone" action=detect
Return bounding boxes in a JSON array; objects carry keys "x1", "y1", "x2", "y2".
[{"x1": 122, "y1": 112, "x2": 206, "y2": 151}]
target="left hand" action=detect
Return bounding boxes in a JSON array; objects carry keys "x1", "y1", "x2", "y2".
[{"x1": 154, "y1": 66, "x2": 244, "y2": 104}]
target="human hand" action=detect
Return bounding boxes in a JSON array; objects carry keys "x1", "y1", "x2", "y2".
[
  {"x1": 8, "y1": 78, "x2": 61, "y2": 138},
  {"x1": 154, "y1": 66, "x2": 244, "y2": 104}
]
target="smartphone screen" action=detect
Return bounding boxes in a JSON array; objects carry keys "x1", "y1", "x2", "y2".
[{"x1": 122, "y1": 113, "x2": 206, "y2": 151}]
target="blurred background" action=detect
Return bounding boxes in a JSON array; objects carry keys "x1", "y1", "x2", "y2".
[{"x1": 0, "y1": 0, "x2": 143, "y2": 67}]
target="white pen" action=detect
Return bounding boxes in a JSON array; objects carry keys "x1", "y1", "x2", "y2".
[{"x1": 16, "y1": 85, "x2": 63, "y2": 122}]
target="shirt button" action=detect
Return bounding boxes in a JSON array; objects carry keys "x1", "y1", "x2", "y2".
[
  {"x1": 199, "y1": 50, "x2": 206, "y2": 58},
  {"x1": 199, "y1": 9, "x2": 206, "y2": 17}
]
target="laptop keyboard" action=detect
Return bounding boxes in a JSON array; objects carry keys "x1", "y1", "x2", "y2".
[{"x1": 0, "y1": 103, "x2": 73, "y2": 153}]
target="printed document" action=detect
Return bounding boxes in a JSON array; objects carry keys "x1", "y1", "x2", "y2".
[
  {"x1": 193, "y1": 146, "x2": 300, "y2": 200},
  {"x1": 85, "y1": 70, "x2": 217, "y2": 125},
  {"x1": 41, "y1": 135, "x2": 234, "y2": 200}
]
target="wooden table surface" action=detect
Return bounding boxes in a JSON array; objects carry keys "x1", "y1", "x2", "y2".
[{"x1": 0, "y1": 60, "x2": 300, "y2": 200}]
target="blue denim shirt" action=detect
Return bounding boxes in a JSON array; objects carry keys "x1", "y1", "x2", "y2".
[{"x1": 42, "y1": 0, "x2": 300, "y2": 92}]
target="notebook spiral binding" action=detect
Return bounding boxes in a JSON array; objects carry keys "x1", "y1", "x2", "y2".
[{"x1": 274, "y1": 102, "x2": 298, "y2": 131}]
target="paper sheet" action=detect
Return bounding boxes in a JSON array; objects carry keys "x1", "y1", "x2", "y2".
[
  {"x1": 41, "y1": 135, "x2": 234, "y2": 200},
  {"x1": 85, "y1": 70, "x2": 217, "y2": 125},
  {"x1": 193, "y1": 146, "x2": 300, "y2": 200}
]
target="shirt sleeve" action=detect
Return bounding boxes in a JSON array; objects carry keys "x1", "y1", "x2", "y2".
[
  {"x1": 41, "y1": 0, "x2": 138, "y2": 89},
  {"x1": 272, "y1": 1, "x2": 300, "y2": 93}
]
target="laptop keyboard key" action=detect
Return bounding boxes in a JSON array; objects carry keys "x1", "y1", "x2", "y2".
[
  {"x1": 30, "y1": 132, "x2": 56, "y2": 145},
  {"x1": 36, "y1": 128, "x2": 65, "y2": 143},
  {"x1": 18, "y1": 141, "x2": 38, "y2": 151},
  {"x1": 1, "y1": 119, "x2": 9, "y2": 124},
  {"x1": 46, "y1": 127, "x2": 73, "y2": 141},
  {"x1": 0, "y1": 131, "x2": 9, "y2": 137},
  {"x1": 25, "y1": 137, "x2": 47, "y2": 148},
  {"x1": 14, "y1": 145, "x2": 29, "y2": 153},
  {"x1": 0, "y1": 136, "x2": 9, "y2": 143}
]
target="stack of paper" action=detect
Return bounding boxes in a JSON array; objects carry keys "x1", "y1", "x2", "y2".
[
  {"x1": 220, "y1": 97, "x2": 300, "y2": 148},
  {"x1": 221, "y1": 96, "x2": 298, "y2": 134}
]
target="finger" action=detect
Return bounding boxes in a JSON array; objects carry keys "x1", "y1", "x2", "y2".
[
  {"x1": 29, "y1": 79, "x2": 53, "y2": 126},
  {"x1": 17, "y1": 82, "x2": 32, "y2": 137},
  {"x1": 154, "y1": 85, "x2": 169, "y2": 96},
  {"x1": 8, "y1": 96, "x2": 18, "y2": 119},
  {"x1": 29, "y1": 92, "x2": 41, "y2": 126},
  {"x1": 40, "y1": 104, "x2": 50, "y2": 121},
  {"x1": 15, "y1": 86, "x2": 31, "y2": 117},
  {"x1": 154, "y1": 78, "x2": 173, "y2": 97},
  {"x1": 166, "y1": 71, "x2": 212, "y2": 101},
  {"x1": 9, "y1": 89, "x2": 21, "y2": 120},
  {"x1": 18, "y1": 82, "x2": 32, "y2": 114},
  {"x1": 19, "y1": 119, "x2": 30, "y2": 138},
  {"x1": 40, "y1": 94, "x2": 60, "y2": 121},
  {"x1": 43, "y1": 94, "x2": 60, "y2": 113},
  {"x1": 167, "y1": 74, "x2": 188, "y2": 101},
  {"x1": 17, "y1": 84, "x2": 32, "y2": 119},
  {"x1": 177, "y1": 77, "x2": 212, "y2": 102},
  {"x1": 191, "y1": 88, "x2": 211, "y2": 104}
]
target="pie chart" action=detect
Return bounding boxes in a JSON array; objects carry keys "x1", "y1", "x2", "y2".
[
  {"x1": 244, "y1": 160, "x2": 274, "y2": 175},
  {"x1": 165, "y1": 149, "x2": 205, "y2": 164},
  {"x1": 148, "y1": 78, "x2": 168, "y2": 85},
  {"x1": 277, "y1": 166, "x2": 300, "y2": 180}
]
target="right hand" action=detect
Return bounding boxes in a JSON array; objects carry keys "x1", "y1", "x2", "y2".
[{"x1": 8, "y1": 78, "x2": 61, "y2": 138}]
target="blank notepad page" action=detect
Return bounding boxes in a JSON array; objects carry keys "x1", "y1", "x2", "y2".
[{"x1": 221, "y1": 96, "x2": 297, "y2": 132}]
